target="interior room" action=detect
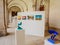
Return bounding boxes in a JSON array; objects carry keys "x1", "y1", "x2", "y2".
[{"x1": 0, "y1": 0, "x2": 60, "y2": 45}]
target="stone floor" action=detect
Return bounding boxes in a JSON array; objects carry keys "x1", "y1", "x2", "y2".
[
  {"x1": 0, "y1": 27, "x2": 44, "y2": 45},
  {"x1": 0, "y1": 28, "x2": 15, "y2": 45},
  {"x1": 25, "y1": 35, "x2": 44, "y2": 45}
]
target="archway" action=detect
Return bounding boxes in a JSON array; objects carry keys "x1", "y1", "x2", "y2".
[{"x1": 8, "y1": 6, "x2": 21, "y2": 28}]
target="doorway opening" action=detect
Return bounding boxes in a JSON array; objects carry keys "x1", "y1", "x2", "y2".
[{"x1": 8, "y1": 6, "x2": 21, "y2": 28}]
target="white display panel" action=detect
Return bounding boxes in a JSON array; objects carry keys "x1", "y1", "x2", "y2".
[{"x1": 17, "y1": 11, "x2": 45, "y2": 37}]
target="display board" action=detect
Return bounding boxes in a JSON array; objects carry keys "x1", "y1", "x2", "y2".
[{"x1": 17, "y1": 11, "x2": 45, "y2": 37}]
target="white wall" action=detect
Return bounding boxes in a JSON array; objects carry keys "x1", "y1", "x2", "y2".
[{"x1": 49, "y1": 0, "x2": 60, "y2": 28}]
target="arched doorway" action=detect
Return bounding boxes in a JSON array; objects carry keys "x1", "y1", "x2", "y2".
[{"x1": 8, "y1": 6, "x2": 21, "y2": 28}]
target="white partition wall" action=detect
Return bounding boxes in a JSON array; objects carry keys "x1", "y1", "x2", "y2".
[{"x1": 17, "y1": 11, "x2": 45, "y2": 37}]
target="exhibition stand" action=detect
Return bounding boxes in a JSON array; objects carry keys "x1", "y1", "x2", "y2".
[{"x1": 15, "y1": 29, "x2": 25, "y2": 45}]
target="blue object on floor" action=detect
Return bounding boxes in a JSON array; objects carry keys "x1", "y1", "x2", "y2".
[
  {"x1": 48, "y1": 30, "x2": 58, "y2": 40},
  {"x1": 48, "y1": 30, "x2": 58, "y2": 35},
  {"x1": 48, "y1": 30, "x2": 59, "y2": 44},
  {"x1": 48, "y1": 38, "x2": 55, "y2": 44}
]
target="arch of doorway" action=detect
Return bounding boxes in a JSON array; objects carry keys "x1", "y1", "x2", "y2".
[{"x1": 8, "y1": 6, "x2": 21, "y2": 28}]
